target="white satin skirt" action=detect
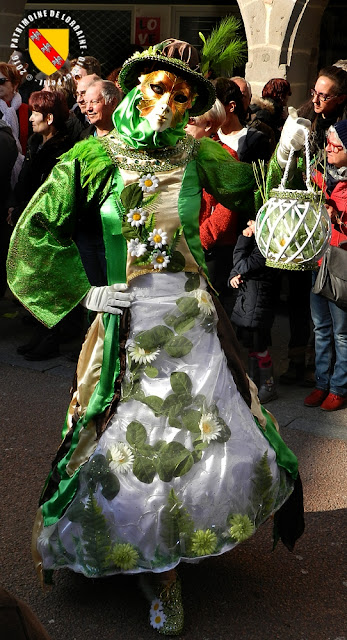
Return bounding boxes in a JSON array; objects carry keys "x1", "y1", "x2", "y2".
[{"x1": 37, "y1": 272, "x2": 293, "y2": 576}]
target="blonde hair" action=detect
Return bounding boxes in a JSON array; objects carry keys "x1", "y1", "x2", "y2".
[{"x1": 192, "y1": 98, "x2": 226, "y2": 129}]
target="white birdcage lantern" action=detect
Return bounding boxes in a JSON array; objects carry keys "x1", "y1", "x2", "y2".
[{"x1": 255, "y1": 132, "x2": 331, "y2": 270}]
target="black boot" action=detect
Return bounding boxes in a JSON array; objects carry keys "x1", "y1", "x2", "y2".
[{"x1": 258, "y1": 364, "x2": 278, "y2": 404}]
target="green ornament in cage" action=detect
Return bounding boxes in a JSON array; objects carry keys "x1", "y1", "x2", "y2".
[{"x1": 255, "y1": 133, "x2": 331, "y2": 270}]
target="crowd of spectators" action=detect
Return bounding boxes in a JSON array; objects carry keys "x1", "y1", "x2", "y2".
[{"x1": 0, "y1": 46, "x2": 346, "y2": 409}]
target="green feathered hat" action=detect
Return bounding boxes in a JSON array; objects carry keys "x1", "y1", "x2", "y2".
[{"x1": 118, "y1": 39, "x2": 216, "y2": 116}]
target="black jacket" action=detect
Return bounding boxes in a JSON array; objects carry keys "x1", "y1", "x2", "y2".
[
  {"x1": 11, "y1": 130, "x2": 72, "y2": 223},
  {"x1": 228, "y1": 235, "x2": 279, "y2": 330}
]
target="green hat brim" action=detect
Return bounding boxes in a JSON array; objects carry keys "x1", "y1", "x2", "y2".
[{"x1": 118, "y1": 53, "x2": 216, "y2": 116}]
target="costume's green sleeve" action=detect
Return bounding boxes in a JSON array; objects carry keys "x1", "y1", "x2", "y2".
[
  {"x1": 7, "y1": 138, "x2": 114, "y2": 328},
  {"x1": 196, "y1": 137, "x2": 257, "y2": 217},
  {"x1": 7, "y1": 157, "x2": 91, "y2": 328}
]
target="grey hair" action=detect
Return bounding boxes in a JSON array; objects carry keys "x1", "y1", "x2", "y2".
[
  {"x1": 192, "y1": 98, "x2": 226, "y2": 129},
  {"x1": 334, "y1": 60, "x2": 347, "y2": 72},
  {"x1": 231, "y1": 76, "x2": 252, "y2": 99},
  {"x1": 88, "y1": 79, "x2": 120, "y2": 105}
]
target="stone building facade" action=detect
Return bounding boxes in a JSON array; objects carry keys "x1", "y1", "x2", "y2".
[{"x1": 0, "y1": 1, "x2": 339, "y2": 107}]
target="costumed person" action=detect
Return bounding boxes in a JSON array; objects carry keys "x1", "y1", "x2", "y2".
[{"x1": 7, "y1": 41, "x2": 304, "y2": 636}]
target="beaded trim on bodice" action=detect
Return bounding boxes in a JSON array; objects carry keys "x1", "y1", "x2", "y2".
[{"x1": 100, "y1": 129, "x2": 199, "y2": 173}]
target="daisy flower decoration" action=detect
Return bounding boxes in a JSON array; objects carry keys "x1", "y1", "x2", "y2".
[
  {"x1": 108, "y1": 442, "x2": 135, "y2": 474},
  {"x1": 150, "y1": 599, "x2": 164, "y2": 616},
  {"x1": 199, "y1": 412, "x2": 222, "y2": 444},
  {"x1": 150, "y1": 608, "x2": 167, "y2": 630},
  {"x1": 151, "y1": 250, "x2": 170, "y2": 271},
  {"x1": 37, "y1": 524, "x2": 56, "y2": 548},
  {"x1": 193, "y1": 289, "x2": 215, "y2": 315},
  {"x1": 139, "y1": 173, "x2": 159, "y2": 193},
  {"x1": 128, "y1": 238, "x2": 148, "y2": 257},
  {"x1": 148, "y1": 228, "x2": 168, "y2": 249},
  {"x1": 128, "y1": 342, "x2": 160, "y2": 364},
  {"x1": 127, "y1": 207, "x2": 147, "y2": 227}
]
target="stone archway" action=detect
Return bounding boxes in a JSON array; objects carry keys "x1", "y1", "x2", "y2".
[{"x1": 236, "y1": 0, "x2": 330, "y2": 107}]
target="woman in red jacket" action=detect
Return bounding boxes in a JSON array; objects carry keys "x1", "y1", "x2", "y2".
[{"x1": 304, "y1": 120, "x2": 347, "y2": 411}]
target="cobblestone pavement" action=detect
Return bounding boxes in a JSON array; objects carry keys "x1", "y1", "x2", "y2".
[{"x1": 0, "y1": 293, "x2": 346, "y2": 640}]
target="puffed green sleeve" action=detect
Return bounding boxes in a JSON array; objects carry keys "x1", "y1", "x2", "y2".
[
  {"x1": 196, "y1": 137, "x2": 257, "y2": 217},
  {"x1": 7, "y1": 143, "x2": 114, "y2": 328}
]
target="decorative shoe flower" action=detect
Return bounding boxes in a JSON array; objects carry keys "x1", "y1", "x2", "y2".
[
  {"x1": 229, "y1": 514, "x2": 255, "y2": 542},
  {"x1": 109, "y1": 442, "x2": 135, "y2": 474},
  {"x1": 139, "y1": 173, "x2": 159, "y2": 193},
  {"x1": 148, "y1": 228, "x2": 168, "y2": 249},
  {"x1": 199, "y1": 413, "x2": 222, "y2": 443},
  {"x1": 193, "y1": 289, "x2": 214, "y2": 315},
  {"x1": 191, "y1": 528, "x2": 217, "y2": 556},
  {"x1": 150, "y1": 599, "x2": 164, "y2": 616},
  {"x1": 127, "y1": 207, "x2": 147, "y2": 227},
  {"x1": 109, "y1": 542, "x2": 139, "y2": 570},
  {"x1": 151, "y1": 250, "x2": 170, "y2": 270},
  {"x1": 150, "y1": 608, "x2": 167, "y2": 630},
  {"x1": 128, "y1": 238, "x2": 148, "y2": 257},
  {"x1": 128, "y1": 343, "x2": 160, "y2": 364}
]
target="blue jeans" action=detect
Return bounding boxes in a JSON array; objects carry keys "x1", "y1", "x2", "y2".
[{"x1": 311, "y1": 272, "x2": 347, "y2": 396}]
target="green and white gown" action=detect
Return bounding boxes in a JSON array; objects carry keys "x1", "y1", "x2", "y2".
[{"x1": 7, "y1": 100, "x2": 302, "y2": 583}]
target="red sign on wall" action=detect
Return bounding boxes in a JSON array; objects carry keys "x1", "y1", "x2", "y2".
[{"x1": 135, "y1": 17, "x2": 160, "y2": 47}]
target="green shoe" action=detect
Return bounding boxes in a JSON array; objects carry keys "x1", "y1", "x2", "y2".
[{"x1": 149, "y1": 575, "x2": 184, "y2": 636}]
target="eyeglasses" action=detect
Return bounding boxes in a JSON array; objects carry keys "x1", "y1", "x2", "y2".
[
  {"x1": 326, "y1": 137, "x2": 345, "y2": 152},
  {"x1": 310, "y1": 88, "x2": 339, "y2": 102},
  {"x1": 0, "y1": 78, "x2": 9, "y2": 85}
]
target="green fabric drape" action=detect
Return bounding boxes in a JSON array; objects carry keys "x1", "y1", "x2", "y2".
[
  {"x1": 255, "y1": 407, "x2": 298, "y2": 479},
  {"x1": 178, "y1": 159, "x2": 209, "y2": 278}
]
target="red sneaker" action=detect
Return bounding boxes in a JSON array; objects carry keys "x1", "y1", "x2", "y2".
[
  {"x1": 320, "y1": 393, "x2": 346, "y2": 412},
  {"x1": 304, "y1": 389, "x2": 328, "y2": 407}
]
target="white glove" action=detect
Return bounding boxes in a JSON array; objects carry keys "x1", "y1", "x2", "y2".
[
  {"x1": 277, "y1": 106, "x2": 311, "y2": 169},
  {"x1": 81, "y1": 284, "x2": 132, "y2": 315}
]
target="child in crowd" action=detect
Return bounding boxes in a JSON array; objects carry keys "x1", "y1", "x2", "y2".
[{"x1": 229, "y1": 220, "x2": 280, "y2": 403}]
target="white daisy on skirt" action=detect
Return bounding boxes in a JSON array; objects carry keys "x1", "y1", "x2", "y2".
[
  {"x1": 148, "y1": 228, "x2": 168, "y2": 249},
  {"x1": 151, "y1": 250, "x2": 170, "y2": 270},
  {"x1": 109, "y1": 443, "x2": 135, "y2": 474},
  {"x1": 128, "y1": 238, "x2": 148, "y2": 257},
  {"x1": 127, "y1": 207, "x2": 147, "y2": 227},
  {"x1": 193, "y1": 289, "x2": 215, "y2": 315},
  {"x1": 37, "y1": 524, "x2": 56, "y2": 548},
  {"x1": 128, "y1": 343, "x2": 160, "y2": 364},
  {"x1": 199, "y1": 413, "x2": 222, "y2": 443}
]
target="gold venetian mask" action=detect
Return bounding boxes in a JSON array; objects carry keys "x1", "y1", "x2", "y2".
[{"x1": 137, "y1": 69, "x2": 197, "y2": 131}]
